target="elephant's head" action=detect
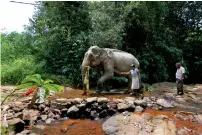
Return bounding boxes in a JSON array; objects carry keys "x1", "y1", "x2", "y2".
[{"x1": 81, "y1": 46, "x2": 108, "y2": 82}]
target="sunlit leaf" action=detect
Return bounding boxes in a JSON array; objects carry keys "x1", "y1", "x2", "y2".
[{"x1": 15, "y1": 83, "x2": 36, "y2": 90}]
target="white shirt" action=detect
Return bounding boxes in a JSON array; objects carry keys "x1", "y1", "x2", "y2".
[{"x1": 176, "y1": 66, "x2": 185, "y2": 79}]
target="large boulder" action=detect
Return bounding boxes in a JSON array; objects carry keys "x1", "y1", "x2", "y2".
[
  {"x1": 102, "y1": 116, "x2": 119, "y2": 135},
  {"x1": 86, "y1": 97, "x2": 98, "y2": 103},
  {"x1": 156, "y1": 98, "x2": 173, "y2": 108}
]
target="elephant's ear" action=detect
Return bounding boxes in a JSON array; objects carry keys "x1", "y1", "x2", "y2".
[{"x1": 91, "y1": 46, "x2": 100, "y2": 56}]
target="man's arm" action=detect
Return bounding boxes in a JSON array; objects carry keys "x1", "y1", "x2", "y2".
[
  {"x1": 181, "y1": 68, "x2": 185, "y2": 80},
  {"x1": 114, "y1": 69, "x2": 130, "y2": 75}
]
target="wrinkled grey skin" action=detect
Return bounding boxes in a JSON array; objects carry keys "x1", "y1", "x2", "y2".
[{"x1": 81, "y1": 46, "x2": 139, "y2": 92}]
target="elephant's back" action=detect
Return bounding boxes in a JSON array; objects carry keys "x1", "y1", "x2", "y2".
[{"x1": 113, "y1": 51, "x2": 139, "y2": 71}]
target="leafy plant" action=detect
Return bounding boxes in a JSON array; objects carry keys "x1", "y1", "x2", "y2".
[
  {"x1": 15, "y1": 74, "x2": 64, "y2": 107},
  {"x1": 0, "y1": 125, "x2": 15, "y2": 135},
  {"x1": 145, "y1": 86, "x2": 155, "y2": 92}
]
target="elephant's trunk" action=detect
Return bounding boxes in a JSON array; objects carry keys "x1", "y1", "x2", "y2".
[{"x1": 81, "y1": 57, "x2": 90, "y2": 83}]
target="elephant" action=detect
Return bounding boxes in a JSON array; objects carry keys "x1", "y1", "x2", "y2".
[{"x1": 81, "y1": 46, "x2": 139, "y2": 92}]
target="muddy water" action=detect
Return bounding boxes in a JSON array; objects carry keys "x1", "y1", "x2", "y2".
[
  {"x1": 33, "y1": 119, "x2": 106, "y2": 135},
  {"x1": 38, "y1": 85, "x2": 202, "y2": 135}
]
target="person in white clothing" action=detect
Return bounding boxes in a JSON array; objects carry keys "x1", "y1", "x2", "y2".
[
  {"x1": 176, "y1": 63, "x2": 185, "y2": 95},
  {"x1": 115, "y1": 64, "x2": 141, "y2": 96}
]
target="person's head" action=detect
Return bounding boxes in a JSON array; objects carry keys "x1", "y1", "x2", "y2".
[
  {"x1": 176, "y1": 63, "x2": 181, "y2": 69},
  {"x1": 131, "y1": 64, "x2": 136, "y2": 69}
]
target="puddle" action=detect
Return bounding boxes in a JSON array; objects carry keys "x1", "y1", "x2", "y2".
[{"x1": 32, "y1": 119, "x2": 106, "y2": 135}]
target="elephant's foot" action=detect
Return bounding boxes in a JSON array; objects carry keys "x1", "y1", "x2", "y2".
[{"x1": 96, "y1": 83, "x2": 104, "y2": 93}]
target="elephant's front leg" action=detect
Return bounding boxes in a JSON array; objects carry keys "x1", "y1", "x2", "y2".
[{"x1": 97, "y1": 72, "x2": 113, "y2": 92}]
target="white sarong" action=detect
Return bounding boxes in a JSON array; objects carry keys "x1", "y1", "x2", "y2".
[{"x1": 130, "y1": 69, "x2": 140, "y2": 89}]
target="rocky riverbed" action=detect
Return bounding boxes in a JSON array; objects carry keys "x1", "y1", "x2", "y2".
[{"x1": 1, "y1": 82, "x2": 202, "y2": 135}]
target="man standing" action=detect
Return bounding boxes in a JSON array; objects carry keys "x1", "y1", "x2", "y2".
[{"x1": 175, "y1": 63, "x2": 185, "y2": 95}]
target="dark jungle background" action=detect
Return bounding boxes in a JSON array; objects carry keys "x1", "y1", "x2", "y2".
[{"x1": 1, "y1": 1, "x2": 202, "y2": 87}]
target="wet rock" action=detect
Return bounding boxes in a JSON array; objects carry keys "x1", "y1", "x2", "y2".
[
  {"x1": 8, "y1": 118, "x2": 25, "y2": 133},
  {"x1": 56, "y1": 98, "x2": 71, "y2": 104},
  {"x1": 35, "y1": 125, "x2": 45, "y2": 130},
  {"x1": 101, "y1": 103, "x2": 108, "y2": 110},
  {"x1": 6, "y1": 112, "x2": 15, "y2": 120},
  {"x1": 102, "y1": 116, "x2": 119, "y2": 135},
  {"x1": 38, "y1": 104, "x2": 46, "y2": 111},
  {"x1": 86, "y1": 97, "x2": 98, "y2": 103},
  {"x1": 141, "y1": 113, "x2": 151, "y2": 121},
  {"x1": 19, "y1": 130, "x2": 32, "y2": 134},
  {"x1": 84, "y1": 108, "x2": 91, "y2": 117},
  {"x1": 77, "y1": 103, "x2": 86, "y2": 108},
  {"x1": 30, "y1": 133, "x2": 38, "y2": 135},
  {"x1": 61, "y1": 128, "x2": 68, "y2": 133},
  {"x1": 22, "y1": 110, "x2": 31, "y2": 121},
  {"x1": 53, "y1": 109, "x2": 61, "y2": 115},
  {"x1": 1, "y1": 105, "x2": 10, "y2": 112},
  {"x1": 134, "y1": 99, "x2": 147, "y2": 106},
  {"x1": 48, "y1": 111, "x2": 55, "y2": 118},
  {"x1": 125, "y1": 100, "x2": 135, "y2": 109},
  {"x1": 107, "y1": 101, "x2": 117, "y2": 109},
  {"x1": 45, "y1": 118, "x2": 52, "y2": 125},
  {"x1": 54, "y1": 114, "x2": 61, "y2": 120},
  {"x1": 141, "y1": 125, "x2": 153, "y2": 133},
  {"x1": 152, "y1": 120, "x2": 176, "y2": 135},
  {"x1": 107, "y1": 108, "x2": 117, "y2": 116},
  {"x1": 16, "y1": 133, "x2": 24, "y2": 135},
  {"x1": 14, "y1": 101, "x2": 24, "y2": 106},
  {"x1": 90, "y1": 110, "x2": 99, "y2": 120},
  {"x1": 122, "y1": 111, "x2": 131, "y2": 116},
  {"x1": 193, "y1": 114, "x2": 202, "y2": 124},
  {"x1": 41, "y1": 115, "x2": 48, "y2": 121},
  {"x1": 150, "y1": 96, "x2": 156, "y2": 101},
  {"x1": 15, "y1": 112, "x2": 23, "y2": 119},
  {"x1": 99, "y1": 109, "x2": 108, "y2": 118},
  {"x1": 13, "y1": 107, "x2": 24, "y2": 113},
  {"x1": 176, "y1": 97, "x2": 186, "y2": 102},
  {"x1": 125, "y1": 97, "x2": 136, "y2": 101},
  {"x1": 177, "y1": 128, "x2": 189, "y2": 135},
  {"x1": 146, "y1": 103, "x2": 153, "y2": 108},
  {"x1": 67, "y1": 105, "x2": 79, "y2": 114},
  {"x1": 91, "y1": 102, "x2": 99, "y2": 110},
  {"x1": 112, "y1": 99, "x2": 124, "y2": 103},
  {"x1": 72, "y1": 98, "x2": 83, "y2": 104},
  {"x1": 97, "y1": 97, "x2": 108, "y2": 103},
  {"x1": 117, "y1": 102, "x2": 129, "y2": 110},
  {"x1": 143, "y1": 97, "x2": 151, "y2": 102},
  {"x1": 164, "y1": 93, "x2": 175, "y2": 100},
  {"x1": 135, "y1": 106, "x2": 144, "y2": 112},
  {"x1": 138, "y1": 130, "x2": 150, "y2": 135},
  {"x1": 61, "y1": 108, "x2": 68, "y2": 117},
  {"x1": 156, "y1": 98, "x2": 173, "y2": 108},
  {"x1": 42, "y1": 107, "x2": 50, "y2": 114}
]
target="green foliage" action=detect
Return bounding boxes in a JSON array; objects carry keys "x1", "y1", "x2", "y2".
[
  {"x1": 33, "y1": 1, "x2": 91, "y2": 84},
  {"x1": 1, "y1": 1, "x2": 202, "y2": 85},
  {"x1": 1, "y1": 56, "x2": 44, "y2": 84},
  {"x1": 16, "y1": 74, "x2": 64, "y2": 99},
  {"x1": 0, "y1": 125, "x2": 15, "y2": 135},
  {"x1": 145, "y1": 86, "x2": 155, "y2": 92},
  {"x1": 88, "y1": 2, "x2": 125, "y2": 48}
]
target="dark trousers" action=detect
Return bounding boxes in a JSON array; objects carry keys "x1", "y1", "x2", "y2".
[{"x1": 176, "y1": 79, "x2": 184, "y2": 95}]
